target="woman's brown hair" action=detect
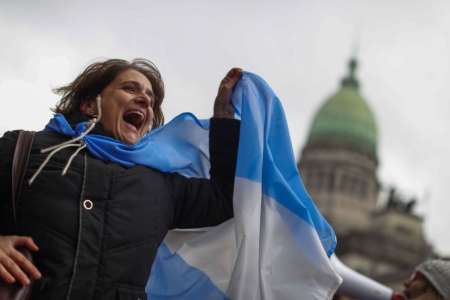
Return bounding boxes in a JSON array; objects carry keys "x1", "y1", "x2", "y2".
[{"x1": 53, "y1": 58, "x2": 165, "y2": 129}]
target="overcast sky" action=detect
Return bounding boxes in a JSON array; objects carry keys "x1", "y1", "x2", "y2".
[{"x1": 1, "y1": 0, "x2": 449, "y2": 255}]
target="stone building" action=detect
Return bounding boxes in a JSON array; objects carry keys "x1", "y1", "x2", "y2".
[{"x1": 297, "y1": 58, "x2": 430, "y2": 290}]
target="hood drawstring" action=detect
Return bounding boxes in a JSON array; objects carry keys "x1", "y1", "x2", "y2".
[{"x1": 28, "y1": 96, "x2": 102, "y2": 186}]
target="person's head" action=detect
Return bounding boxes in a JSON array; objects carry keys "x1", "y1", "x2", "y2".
[
  {"x1": 53, "y1": 58, "x2": 165, "y2": 144},
  {"x1": 401, "y1": 260, "x2": 450, "y2": 300}
]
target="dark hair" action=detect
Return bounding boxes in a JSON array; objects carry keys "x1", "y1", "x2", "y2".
[{"x1": 53, "y1": 58, "x2": 165, "y2": 129}]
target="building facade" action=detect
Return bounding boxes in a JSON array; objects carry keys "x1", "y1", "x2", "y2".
[{"x1": 297, "y1": 58, "x2": 430, "y2": 290}]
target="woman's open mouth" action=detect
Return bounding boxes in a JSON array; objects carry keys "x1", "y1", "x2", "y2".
[{"x1": 123, "y1": 109, "x2": 146, "y2": 132}]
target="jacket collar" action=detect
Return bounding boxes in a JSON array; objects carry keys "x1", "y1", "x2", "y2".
[{"x1": 65, "y1": 111, "x2": 110, "y2": 137}]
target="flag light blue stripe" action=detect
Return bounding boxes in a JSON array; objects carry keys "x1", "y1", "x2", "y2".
[
  {"x1": 232, "y1": 77, "x2": 265, "y2": 181},
  {"x1": 233, "y1": 72, "x2": 336, "y2": 256},
  {"x1": 147, "y1": 243, "x2": 230, "y2": 300}
]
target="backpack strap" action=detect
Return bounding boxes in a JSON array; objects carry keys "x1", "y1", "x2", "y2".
[{"x1": 11, "y1": 131, "x2": 35, "y2": 225}]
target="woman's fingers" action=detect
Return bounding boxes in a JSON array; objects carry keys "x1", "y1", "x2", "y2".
[
  {"x1": 0, "y1": 235, "x2": 41, "y2": 285},
  {"x1": 0, "y1": 264, "x2": 16, "y2": 284},
  {"x1": 220, "y1": 68, "x2": 242, "y2": 89},
  {"x1": 0, "y1": 255, "x2": 30, "y2": 285},
  {"x1": 9, "y1": 249, "x2": 41, "y2": 280},
  {"x1": 214, "y1": 67, "x2": 242, "y2": 119},
  {"x1": 13, "y1": 236, "x2": 39, "y2": 252},
  {"x1": 218, "y1": 68, "x2": 242, "y2": 98}
]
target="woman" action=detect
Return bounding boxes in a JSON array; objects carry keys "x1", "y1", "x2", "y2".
[
  {"x1": 391, "y1": 260, "x2": 449, "y2": 300},
  {"x1": 0, "y1": 59, "x2": 241, "y2": 299}
]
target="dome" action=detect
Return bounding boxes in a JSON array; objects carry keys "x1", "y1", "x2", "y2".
[{"x1": 307, "y1": 58, "x2": 378, "y2": 159}]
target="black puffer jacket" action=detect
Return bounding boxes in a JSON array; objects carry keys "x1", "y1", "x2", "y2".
[{"x1": 0, "y1": 118, "x2": 240, "y2": 300}]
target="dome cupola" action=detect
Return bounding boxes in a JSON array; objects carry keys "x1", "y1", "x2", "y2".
[{"x1": 306, "y1": 58, "x2": 378, "y2": 160}]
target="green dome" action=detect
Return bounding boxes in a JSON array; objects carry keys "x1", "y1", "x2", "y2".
[{"x1": 307, "y1": 59, "x2": 378, "y2": 159}]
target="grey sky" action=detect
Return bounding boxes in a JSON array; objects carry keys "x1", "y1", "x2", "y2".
[{"x1": 1, "y1": 0, "x2": 449, "y2": 254}]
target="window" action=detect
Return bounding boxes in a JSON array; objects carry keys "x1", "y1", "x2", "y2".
[{"x1": 327, "y1": 172, "x2": 335, "y2": 192}]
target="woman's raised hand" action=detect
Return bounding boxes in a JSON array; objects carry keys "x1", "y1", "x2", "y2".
[
  {"x1": 0, "y1": 235, "x2": 41, "y2": 285},
  {"x1": 213, "y1": 68, "x2": 242, "y2": 119}
]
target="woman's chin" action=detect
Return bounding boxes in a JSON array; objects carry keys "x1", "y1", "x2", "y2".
[
  {"x1": 116, "y1": 131, "x2": 140, "y2": 144},
  {"x1": 118, "y1": 124, "x2": 142, "y2": 144},
  {"x1": 122, "y1": 134, "x2": 140, "y2": 144}
]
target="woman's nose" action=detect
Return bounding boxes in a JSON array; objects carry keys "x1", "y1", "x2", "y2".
[{"x1": 134, "y1": 95, "x2": 151, "y2": 107}]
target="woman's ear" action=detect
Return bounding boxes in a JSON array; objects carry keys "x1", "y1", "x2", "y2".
[{"x1": 80, "y1": 99, "x2": 97, "y2": 117}]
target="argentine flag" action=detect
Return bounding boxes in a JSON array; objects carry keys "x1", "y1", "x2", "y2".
[{"x1": 146, "y1": 72, "x2": 342, "y2": 299}]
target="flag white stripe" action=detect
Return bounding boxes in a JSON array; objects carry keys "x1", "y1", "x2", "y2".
[{"x1": 164, "y1": 177, "x2": 342, "y2": 300}]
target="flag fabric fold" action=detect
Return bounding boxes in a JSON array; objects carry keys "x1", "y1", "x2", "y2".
[{"x1": 146, "y1": 72, "x2": 342, "y2": 299}]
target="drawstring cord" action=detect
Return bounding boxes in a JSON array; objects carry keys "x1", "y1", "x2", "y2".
[
  {"x1": 28, "y1": 143, "x2": 84, "y2": 185},
  {"x1": 62, "y1": 144, "x2": 87, "y2": 176},
  {"x1": 28, "y1": 96, "x2": 102, "y2": 186}
]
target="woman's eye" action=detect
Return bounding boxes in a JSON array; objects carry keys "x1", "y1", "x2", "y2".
[{"x1": 123, "y1": 85, "x2": 136, "y2": 92}]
